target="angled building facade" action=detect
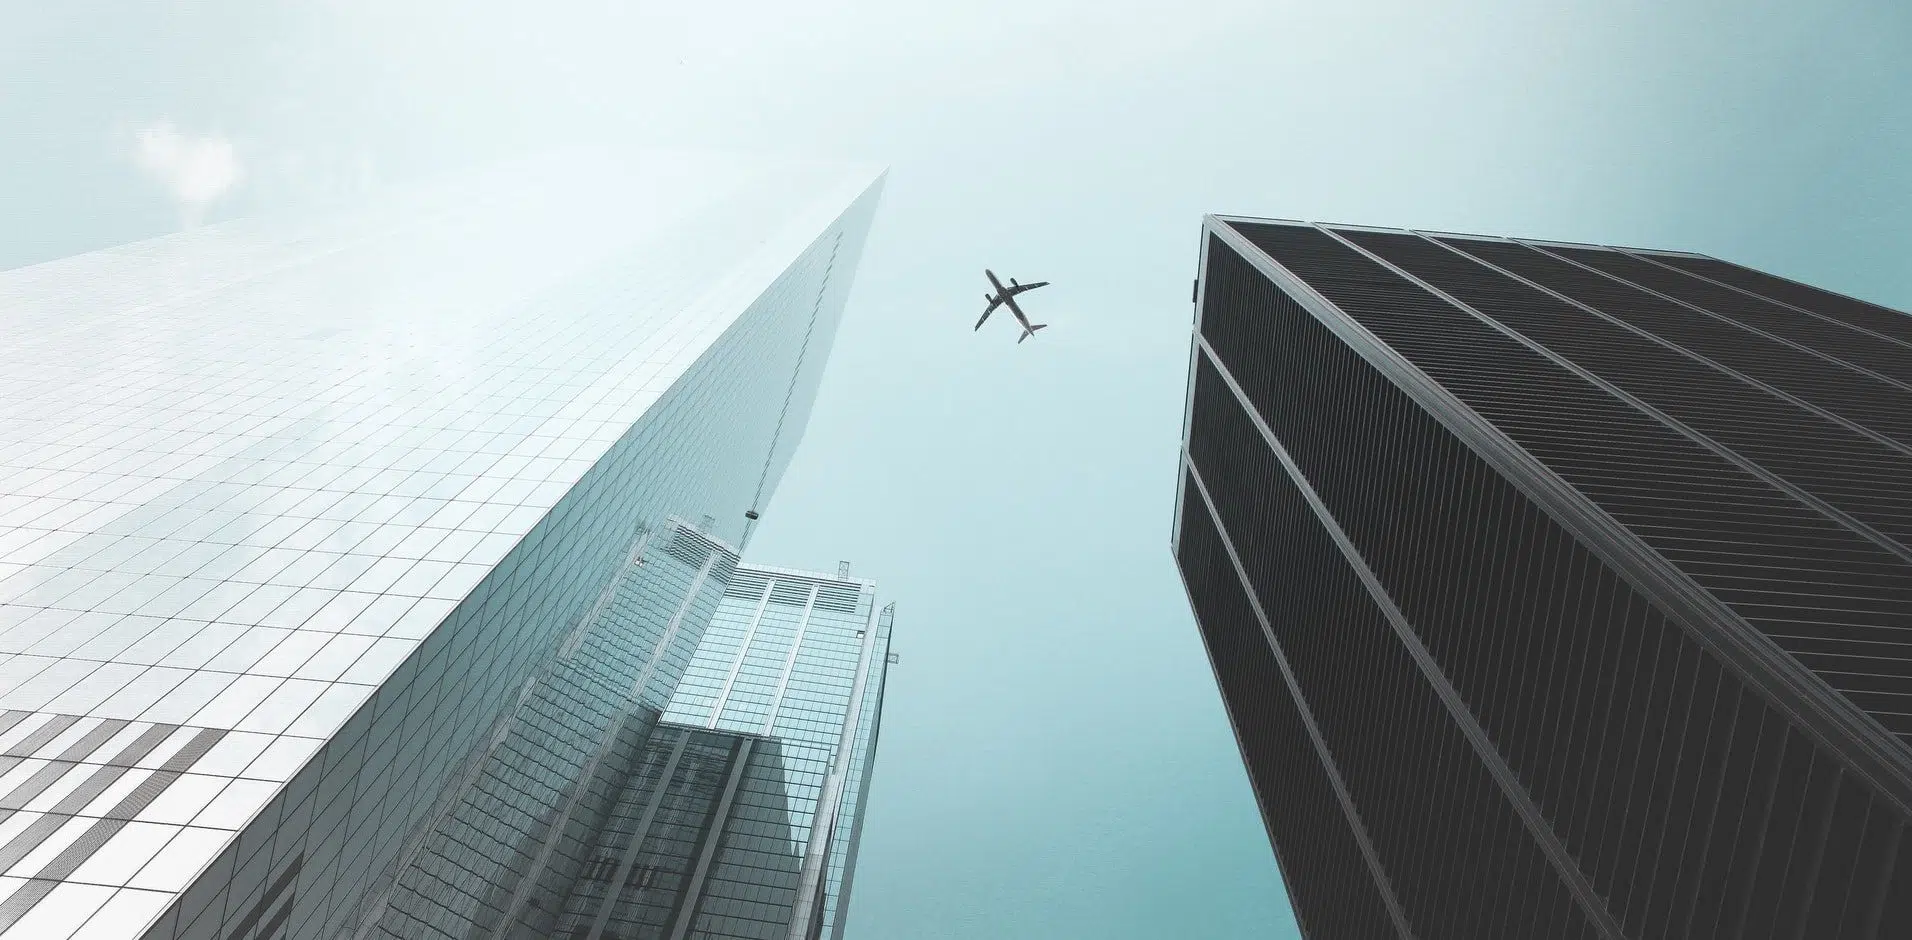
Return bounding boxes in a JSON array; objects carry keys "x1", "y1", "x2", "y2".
[
  {"x1": 369, "y1": 519, "x2": 742, "y2": 940},
  {"x1": 1173, "y1": 217, "x2": 1912, "y2": 939},
  {"x1": 0, "y1": 150, "x2": 884, "y2": 940},
  {"x1": 551, "y1": 563, "x2": 893, "y2": 940}
]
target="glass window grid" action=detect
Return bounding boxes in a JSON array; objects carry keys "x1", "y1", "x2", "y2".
[{"x1": 0, "y1": 153, "x2": 884, "y2": 940}]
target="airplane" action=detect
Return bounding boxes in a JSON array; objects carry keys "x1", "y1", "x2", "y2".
[{"x1": 975, "y1": 269, "x2": 1050, "y2": 344}]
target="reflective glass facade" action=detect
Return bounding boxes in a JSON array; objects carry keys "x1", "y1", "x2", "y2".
[
  {"x1": 369, "y1": 520, "x2": 740, "y2": 940},
  {"x1": 0, "y1": 150, "x2": 885, "y2": 940},
  {"x1": 1174, "y1": 217, "x2": 1912, "y2": 939},
  {"x1": 378, "y1": 555, "x2": 896, "y2": 940},
  {"x1": 629, "y1": 564, "x2": 893, "y2": 940}
]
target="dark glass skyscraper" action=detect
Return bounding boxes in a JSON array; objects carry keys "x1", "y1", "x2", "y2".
[{"x1": 1172, "y1": 217, "x2": 1912, "y2": 939}]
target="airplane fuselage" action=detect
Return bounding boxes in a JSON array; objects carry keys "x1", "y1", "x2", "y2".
[{"x1": 983, "y1": 270, "x2": 1036, "y2": 332}]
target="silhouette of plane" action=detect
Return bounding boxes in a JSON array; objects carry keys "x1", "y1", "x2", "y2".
[{"x1": 975, "y1": 269, "x2": 1050, "y2": 344}]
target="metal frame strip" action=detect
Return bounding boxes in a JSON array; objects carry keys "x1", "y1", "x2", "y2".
[
  {"x1": 584, "y1": 729, "x2": 693, "y2": 940},
  {"x1": 759, "y1": 583, "x2": 821, "y2": 735},
  {"x1": 709, "y1": 578, "x2": 777, "y2": 728},
  {"x1": 782, "y1": 593, "x2": 882, "y2": 940},
  {"x1": 666, "y1": 738, "x2": 755, "y2": 940}
]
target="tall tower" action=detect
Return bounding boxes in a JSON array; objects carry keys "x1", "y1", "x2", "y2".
[
  {"x1": 1173, "y1": 217, "x2": 1912, "y2": 939},
  {"x1": 0, "y1": 149, "x2": 883, "y2": 940}
]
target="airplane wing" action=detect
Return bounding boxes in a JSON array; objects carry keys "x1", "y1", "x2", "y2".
[
  {"x1": 1009, "y1": 280, "x2": 1050, "y2": 296},
  {"x1": 975, "y1": 298, "x2": 1001, "y2": 330}
]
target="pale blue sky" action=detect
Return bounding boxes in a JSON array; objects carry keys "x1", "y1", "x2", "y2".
[{"x1": 4, "y1": 2, "x2": 1910, "y2": 937}]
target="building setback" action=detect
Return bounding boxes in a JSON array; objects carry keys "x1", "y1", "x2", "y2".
[
  {"x1": 373, "y1": 538, "x2": 896, "y2": 940},
  {"x1": 551, "y1": 562, "x2": 893, "y2": 940},
  {"x1": 1173, "y1": 216, "x2": 1912, "y2": 939},
  {"x1": 0, "y1": 150, "x2": 886, "y2": 940}
]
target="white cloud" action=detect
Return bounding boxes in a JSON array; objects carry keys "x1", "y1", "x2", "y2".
[{"x1": 132, "y1": 121, "x2": 243, "y2": 228}]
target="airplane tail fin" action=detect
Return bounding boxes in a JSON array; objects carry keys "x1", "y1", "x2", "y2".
[{"x1": 1018, "y1": 324, "x2": 1047, "y2": 344}]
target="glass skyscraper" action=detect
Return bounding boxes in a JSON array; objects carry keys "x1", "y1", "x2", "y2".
[
  {"x1": 548, "y1": 562, "x2": 893, "y2": 940},
  {"x1": 0, "y1": 150, "x2": 887, "y2": 940},
  {"x1": 1174, "y1": 217, "x2": 1912, "y2": 939}
]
